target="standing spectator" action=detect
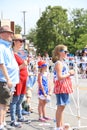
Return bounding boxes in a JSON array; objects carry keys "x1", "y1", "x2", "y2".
[
  {"x1": 52, "y1": 45, "x2": 74, "y2": 130},
  {"x1": 10, "y1": 34, "x2": 29, "y2": 128},
  {"x1": 0, "y1": 26, "x2": 19, "y2": 130},
  {"x1": 37, "y1": 60, "x2": 51, "y2": 122},
  {"x1": 80, "y1": 49, "x2": 87, "y2": 78}
]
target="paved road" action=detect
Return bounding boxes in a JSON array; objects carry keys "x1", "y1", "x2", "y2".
[{"x1": 6, "y1": 74, "x2": 87, "y2": 130}]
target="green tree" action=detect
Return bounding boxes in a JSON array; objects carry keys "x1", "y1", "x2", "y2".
[
  {"x1": 26, "y1": 28, "x2": 37, "y2": 43},
  {"x1": 36, "y1": 6, "x2": 70, "y2": 56},
  {"x1": 68, "y1": 8, "x2": 87, "y2": 53},
  {"x1": 27, "y1": 7, "x2": 87, "y2": 55},
  {"x1": 77, "y1": 34, "x2": 87, "y2": 49},
  {"x1": 15, "y1": 24, "x2": 22, "y2": 34}
]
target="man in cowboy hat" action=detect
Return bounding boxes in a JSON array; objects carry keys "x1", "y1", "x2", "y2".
[{"x1": 0, "y1": 25, "x2": 19, "y2": 130}]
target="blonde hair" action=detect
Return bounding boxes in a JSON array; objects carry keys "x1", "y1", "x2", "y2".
[{"x1": 52, "y1": 44, "x2": 67, "y2": 63}]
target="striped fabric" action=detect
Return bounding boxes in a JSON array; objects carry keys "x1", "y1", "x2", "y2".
[
  {"x1": 53, "y1": 60, "x2": 73, "y2": 94},
  {"x1": 54, "y1": 77, "x2": 73, "y2": 94}
]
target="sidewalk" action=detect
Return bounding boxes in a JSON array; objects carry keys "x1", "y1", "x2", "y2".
[
  {"x1": 5, "y1": 76, "x2": 87, "y2": 130},
  {"x1": 6, "y1": 101, "x2": 87, "y2": 130},
  {"x1": 6, "y1": 105, "x2": 55, "y2": 130}
]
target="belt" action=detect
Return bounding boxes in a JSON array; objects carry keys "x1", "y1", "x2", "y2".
[{"x1": 0, "y1": 81, "x2": 7, "y2": 86}]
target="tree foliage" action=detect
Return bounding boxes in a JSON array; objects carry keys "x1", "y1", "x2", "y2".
[
  {"x1": 15, "y1": 24, "x2": 22, "y2": 34},
  {"x1": 26, "y1": 28, "x2": 37, "y2": 43},
  {"x1": 36, "y1": 6, "x2": 70, "y2": 56},
  {"x1": 27, "y1": 6, "x2": 87, "y2": 56},
  {"x1": 68, "y1": 8, "x2": 87, "y2": 53}
]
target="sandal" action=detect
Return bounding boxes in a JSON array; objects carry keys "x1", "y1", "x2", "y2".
[{"x1": 39, "y1": 118, "x2": 46, "y2": 122}]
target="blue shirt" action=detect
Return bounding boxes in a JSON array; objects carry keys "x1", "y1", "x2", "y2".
[{"x1": 0, "y1": 39, "x2": 19, "y2": 84}]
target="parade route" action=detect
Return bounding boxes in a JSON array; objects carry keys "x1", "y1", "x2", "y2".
[{"x1": 6, "y1": 75, "x2": 87, "y2": 130}]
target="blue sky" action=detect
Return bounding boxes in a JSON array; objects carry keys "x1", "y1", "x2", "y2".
[{"x1": 0, "y1": 0, "x2": 87, "y2": 34}]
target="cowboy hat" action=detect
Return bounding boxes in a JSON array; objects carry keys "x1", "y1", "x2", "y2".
[{"x1": 0, "y1": 25, "x2": 14, "y2": 34}]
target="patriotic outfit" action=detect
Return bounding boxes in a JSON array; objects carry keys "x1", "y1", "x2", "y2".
[
  {"x1": 54, "y1": 60, "x2": 73, "y2": 105},
  {"x1": 38, "y1": 72, "x2": 49, "y2": 100}
]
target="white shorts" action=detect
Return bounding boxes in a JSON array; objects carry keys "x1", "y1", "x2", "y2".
[
  {"x1": 38, "y1": 95, "x2": 51, "y2": 103},
  {"x1": 38, "y1": 95, "x2": 46, "y2": 100}
]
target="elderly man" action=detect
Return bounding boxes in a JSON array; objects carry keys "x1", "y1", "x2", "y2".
[{"x1": 0, "y1": 25, "x2": 19, "y2": 130}]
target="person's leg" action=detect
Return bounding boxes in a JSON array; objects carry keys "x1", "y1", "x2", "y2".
[
  {"x1": 42, "y1": 100, "x2": 51, "y2": 120},
  {"x1": 55, "y1": 93, "x2": 70, "y2": 129},
  {"x1": 3, "y1": 105, "x2": 9, "y2": 126},
  {"x1": 10, "y1": 96, "x2": 22, "y2": 128},
  {"x1": 56, "y1": 105, "x2": 65, "y2": 127},
  {"x1": 42, "y1": 100, "x2": 46, "y2": 117},
  {"x1": 10, "y1": 95, "x2": 19, "y2": 122},
  {"x1": 0, "y1": 104, "x2": 8, "y2": 129},
  {"x1": 38, "y1": 98, "x2": 43, "y2": 119},
  {"x1": 16, "y1": 94, "x2": 24, "y2": 119},
  {"x1": 0, "y1": 82, "x2": 11, "y2": 128},
  {"x1": 0, "y1": 104, "x2": 4, "y2": 128}
]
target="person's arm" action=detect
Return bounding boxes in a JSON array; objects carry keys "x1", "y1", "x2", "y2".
[
  {"x1": 38, "y1": 74, "x2": 47, "y2": 96},
  {"x1": 47, "y1": 74, "x2": 53, "y2": 95},
  {"x1": 0, "y1": 64, "x2": 12, "y2": 88}
]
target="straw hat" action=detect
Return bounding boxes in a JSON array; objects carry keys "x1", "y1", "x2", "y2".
[
  {"x1": 13, "y1": 34, "x2": 24, "y2": 41},
  {"x1": 0, "y1": 25, "x2": 14, "y2": 34}
]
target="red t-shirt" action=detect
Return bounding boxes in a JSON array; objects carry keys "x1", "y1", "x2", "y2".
[{"x1": 14, "y1": 53, "x2": 28, "y2": 95}]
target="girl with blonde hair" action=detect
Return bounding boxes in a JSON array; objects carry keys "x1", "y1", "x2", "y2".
[{"x1": 52, "y1": 44, "x2": 74, "y2": 130}]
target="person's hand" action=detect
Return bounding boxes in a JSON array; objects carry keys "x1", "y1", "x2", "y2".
[
  {"x1": 7, "y1": 79, "x2": 13, "y2": 88},
  {"x1": 44, "y1": 93, "x2": 47, "y2": 97},
  {"x1": 48, "y1": 93, "x2": 52, "y2": 96},
  {"x1": 69, "y1": 69, "x2": 75, "y2": 76},
  {"x1": 27, "y1": 57, "x2": 30, "y2": 64},
  {"x1": 23, "y1": 60, "x2": 28, "y2": 66}
]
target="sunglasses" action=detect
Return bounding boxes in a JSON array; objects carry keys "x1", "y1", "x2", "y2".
[
  {"x1": 60, "y1": 50, "x2": 68, "y2": 54},
  {"x1": 14, "y1": 39, "x2": 24, "y2": 43}
]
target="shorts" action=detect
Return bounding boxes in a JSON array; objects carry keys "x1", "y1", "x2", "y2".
[
  {"x1": 26, "y1": 88, "x2": 32, "y2": 98},
  {"x1": 38, "y1": 94, "x2": 51, "y2": 103},
  {"x1": 0, "y1": 82, "x2": 12, "y2": 105},
  {"x1": 56, "y1": 93, "x2": 70, "y2": 106},
  {"x1": 38, "y1": 95, "x2": 46, "y2": 100}
]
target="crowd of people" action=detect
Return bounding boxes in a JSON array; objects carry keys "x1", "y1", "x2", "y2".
[{"x1": 0, "y1": 25, "x2": 86, "y2": 130}]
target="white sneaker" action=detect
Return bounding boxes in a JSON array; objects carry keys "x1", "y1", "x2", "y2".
[
  {"x1": 54, "y1": 127, "x2": 63, "y2": 130},
  {"x1": 3, "y1": 122, "x2": 7, "y2": 127}
]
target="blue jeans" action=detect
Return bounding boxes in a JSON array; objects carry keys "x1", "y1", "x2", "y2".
[{"x1": 10, "y1": 94, "x2": 24, "y2": 121}]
